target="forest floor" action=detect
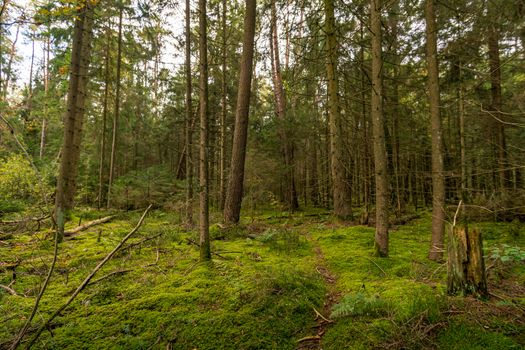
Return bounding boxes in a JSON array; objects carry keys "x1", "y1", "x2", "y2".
[{"x1": 1, "y1": 207, "x2": 524, "y2": 349}]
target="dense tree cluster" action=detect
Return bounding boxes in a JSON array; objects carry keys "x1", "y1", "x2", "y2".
[{"x1": 1, "y1": 0, "x2": 524, "y2": 259}]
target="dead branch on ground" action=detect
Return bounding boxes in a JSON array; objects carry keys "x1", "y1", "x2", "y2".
[
  {"x1": 64, "y1": 215, "x2": 115, "y2": 237},
  {"x1": 17, "y1": 205, "x2": 151, "y2": 350}
]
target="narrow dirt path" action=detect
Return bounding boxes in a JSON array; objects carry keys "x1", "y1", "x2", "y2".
[{"x1": 297, "y1": 235, "x2": 341, "y2": 350}]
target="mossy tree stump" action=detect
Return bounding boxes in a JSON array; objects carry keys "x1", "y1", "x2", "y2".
[{"x1": 447, "y1": 226, "x2": 488, "y2": 297}]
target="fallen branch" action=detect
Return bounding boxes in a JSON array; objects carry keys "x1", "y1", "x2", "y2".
[
  {"x1": 313, "y1": 307, "x2": 333, "y2": 323},
  {"x1": 123, "y1": 232, "x2": 164, "y2": 251},
  {"x1": 64, "y1": 215, "x2": 115, "y2": 237},
  {"x1": 0, "y1": 284, "x2": 20, "y2": 296},
  {"x1": 23, "y1": 205, "x2": 152, "y2": 349},
  {"x1": 365, "y1": 257, "x2": 387, "y2": 276},
  {"x1": 10, "y1": 215, "x2": 59, "y2": 350},
  {"x1": 297, "y1": 335, "x2": 321, "y2": 343}
]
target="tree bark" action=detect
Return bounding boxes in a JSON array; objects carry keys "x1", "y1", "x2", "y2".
[
  {"x1": 39, "y1": 36, "x2": 50, "y2": 160},
  {"x1": 447, "y1": 226, "x2": 488, "y2": 297},
  {"x1": 185, "y1": 0, "x2": 194, "y2": 225},
  {"x1": 324, "y1": 0, "x2": 352, "y2": 219},
  {"x1": 458, "y1": 61, "x2": 467, "y2": 201},
  {"x1": 487, "y1": 9, "x2": 506, "y2": 191},
  {"x1": 107, "y1": 6, "x2": 123, "y2": 208},
  {"x1": 55, "y1": 1, "x2": 95, "y2": 242},
  {"x1": 218, "y1": 0, "x2": 228, "y2": 210},
  {"x1": 387, "y1": 2, "x2": 402, "y2": 216},
  {"x1": 223, "y1": 0, "x2": 257, "y2": 224},
  {"x1": 28, "y1": 29, "x2": 35, "y2": 99},
  {"x1": 269, "y1": 0, "x2": 298, "y2": 211},
  {"x1": 199, "y1": 0, "x2": 211, "y2": 260},
  {"x1": 370, "y1": 0, "x2": 389, "y2": 257},
  {"x1": 425, "y1": 0, "x2": 446, "y2": 261},
  {"x1": 98, "y1": 26, "x2": 111, "y2": 209}
]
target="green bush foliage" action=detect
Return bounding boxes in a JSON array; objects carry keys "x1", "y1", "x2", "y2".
[{"x1": 0, "y1": 154, "x2": 50, "y2": 208}]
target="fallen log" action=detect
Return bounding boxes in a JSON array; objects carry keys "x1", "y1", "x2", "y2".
[{"x1": 64, "y1": 215, "x2": 115, "y2": 237}]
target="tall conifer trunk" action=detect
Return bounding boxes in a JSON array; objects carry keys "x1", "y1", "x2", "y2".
[
  {"x1": 269, "y1": 0, "x2": 298, "y2": 211},
  {"x1": 223, "y1": 0, "x2": 257, "y2": 224},
  {"x1": 370, "y1": 0, "x2": 389, "y2": 256},
  {"x1": 185, "y1": 0, "x2": 194, "y2": 225},
  {"x1": 218, "y1": 0, "x2": 228, "y2": 210},
  {"x1": 55, "y1": 1, "x2": 95, "y2": 242},
  {"x1": 98, "y1": 26, "x2": 111, "y2": 209},
  {"x1": 107, "y1": 7, "x2": 123, "y2": 208},
  {"x1": 39, "y1": 36, "x2": 50, "y2": 160},
  {"x1": 487, "y1": 5, "x2": 506, "y2": 191},
  {"x1": 324, "y1": 0, "x2": 352, "y2": 219},
  {"x1": 425, "y1": 0, "x2": 445, "y2": 261},
  {"x1": 199, "y1": 0, "x2": 211, "y2": 260}
]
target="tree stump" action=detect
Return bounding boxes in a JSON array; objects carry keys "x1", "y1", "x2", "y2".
[{"x1": 447, "y1": 226, "x2": 488, "y2": 297}]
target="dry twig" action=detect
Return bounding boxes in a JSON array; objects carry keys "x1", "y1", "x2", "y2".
[
  {"x1": 20, "y1": 205, "x2": 152, "y2": 349},
  {"x1": 0, "y1": 284, "x2": 20, "y2": 296}
]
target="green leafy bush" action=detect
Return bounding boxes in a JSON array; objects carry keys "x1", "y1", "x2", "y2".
[
  {"x1": 0, "y1": 198, "x2": 25, "y2": 215},
  {"x1": 0, "y1": 154, "x2": 46, "y2": 205},
  {"x1": 488, "y1": 244, "x2": 525, "y2": 263}
]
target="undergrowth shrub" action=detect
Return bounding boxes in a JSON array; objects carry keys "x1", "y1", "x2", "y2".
[
  {"x1": 0, "y1": 198, "x2": 24, "y2": 216},
  {"x1": 256, "y1": 227, "x2": 305, "y2": 253},
  {"x1": 330, "y1": 292, "x2": 390, "y2": 318},
  {"x1": 487, "y1": 244, "x2": 525, "y2": 263},
  {"x1": 0, "y1": 154, "x2": 49, "y2": 214}
]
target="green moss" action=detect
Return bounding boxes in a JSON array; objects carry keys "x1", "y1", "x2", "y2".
[
  {"x1": 437, "y1": 321, "x2": 521, "y2": 349},
  {"x1": 1, "y1": 209, "x2": 523, "y2": 349}
]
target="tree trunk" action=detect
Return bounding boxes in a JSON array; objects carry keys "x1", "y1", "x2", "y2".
[
  {"x1": 324, "y1": 0, "x2": 352, "y2": 219},
  {"x1": 98, "y1": 26, "x2": 111, "y2": 209},
  {"x1": 458, "y1": 61, "x2": 467, "y2": 201},
  {"x1": 370, "y1": 0, "x2": 389, "y2": 257},
  {"x1": 55, "y1": 2, "x2": 95, "y2": 242},
  {"x1": 425, "y1": 0, "x2": 445, "y2": 261},
  {"x1": 359, "y1": 18, "x2": 370, "y2": 224},
  {"x1": 447, "y1": 226, "x2": 488, "y2": 297},
  {"x1": 185, "y1": 0, "x2": 194, "y2": 225},
  {"x1": 269, "y1": 0, "x2": 298, "y2": 211},
  {"x1": 28, "y1": 29, "x2": 35, "y2": 99},
  {"x1": 223, "y1": 0, "x2": 257, "y2": 224},
  {"x1": 218, "y1": 0, "x2": 228, "y2": 210},
  {"x1": 39, "y1": 36, "x2": 50, "y2": 160},
  {"x1": 107, "y1": 7, "x2": 123, "y2": 208},
  {"x1": 199, "y1": 0, "x2": 211, "y2": 260},
  {"x1": 487, "y1": 11, "x2": 506, "y2": 191},
  {"x1": 387, "y1": 2, "x2": 402, "y2": 216}
]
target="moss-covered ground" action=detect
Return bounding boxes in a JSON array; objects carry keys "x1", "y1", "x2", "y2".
[{"x1": 1, "y1": 208, "x2": 524, "y2": 349}]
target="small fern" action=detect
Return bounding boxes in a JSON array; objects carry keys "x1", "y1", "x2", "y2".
[{"x1": 330, "y1": 292, "x2": 388, "y2": 318}]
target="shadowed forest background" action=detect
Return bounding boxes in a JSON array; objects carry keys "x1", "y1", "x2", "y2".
[{"x1": 0, "y1": 0, "x2": 524, "y2": 348}]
